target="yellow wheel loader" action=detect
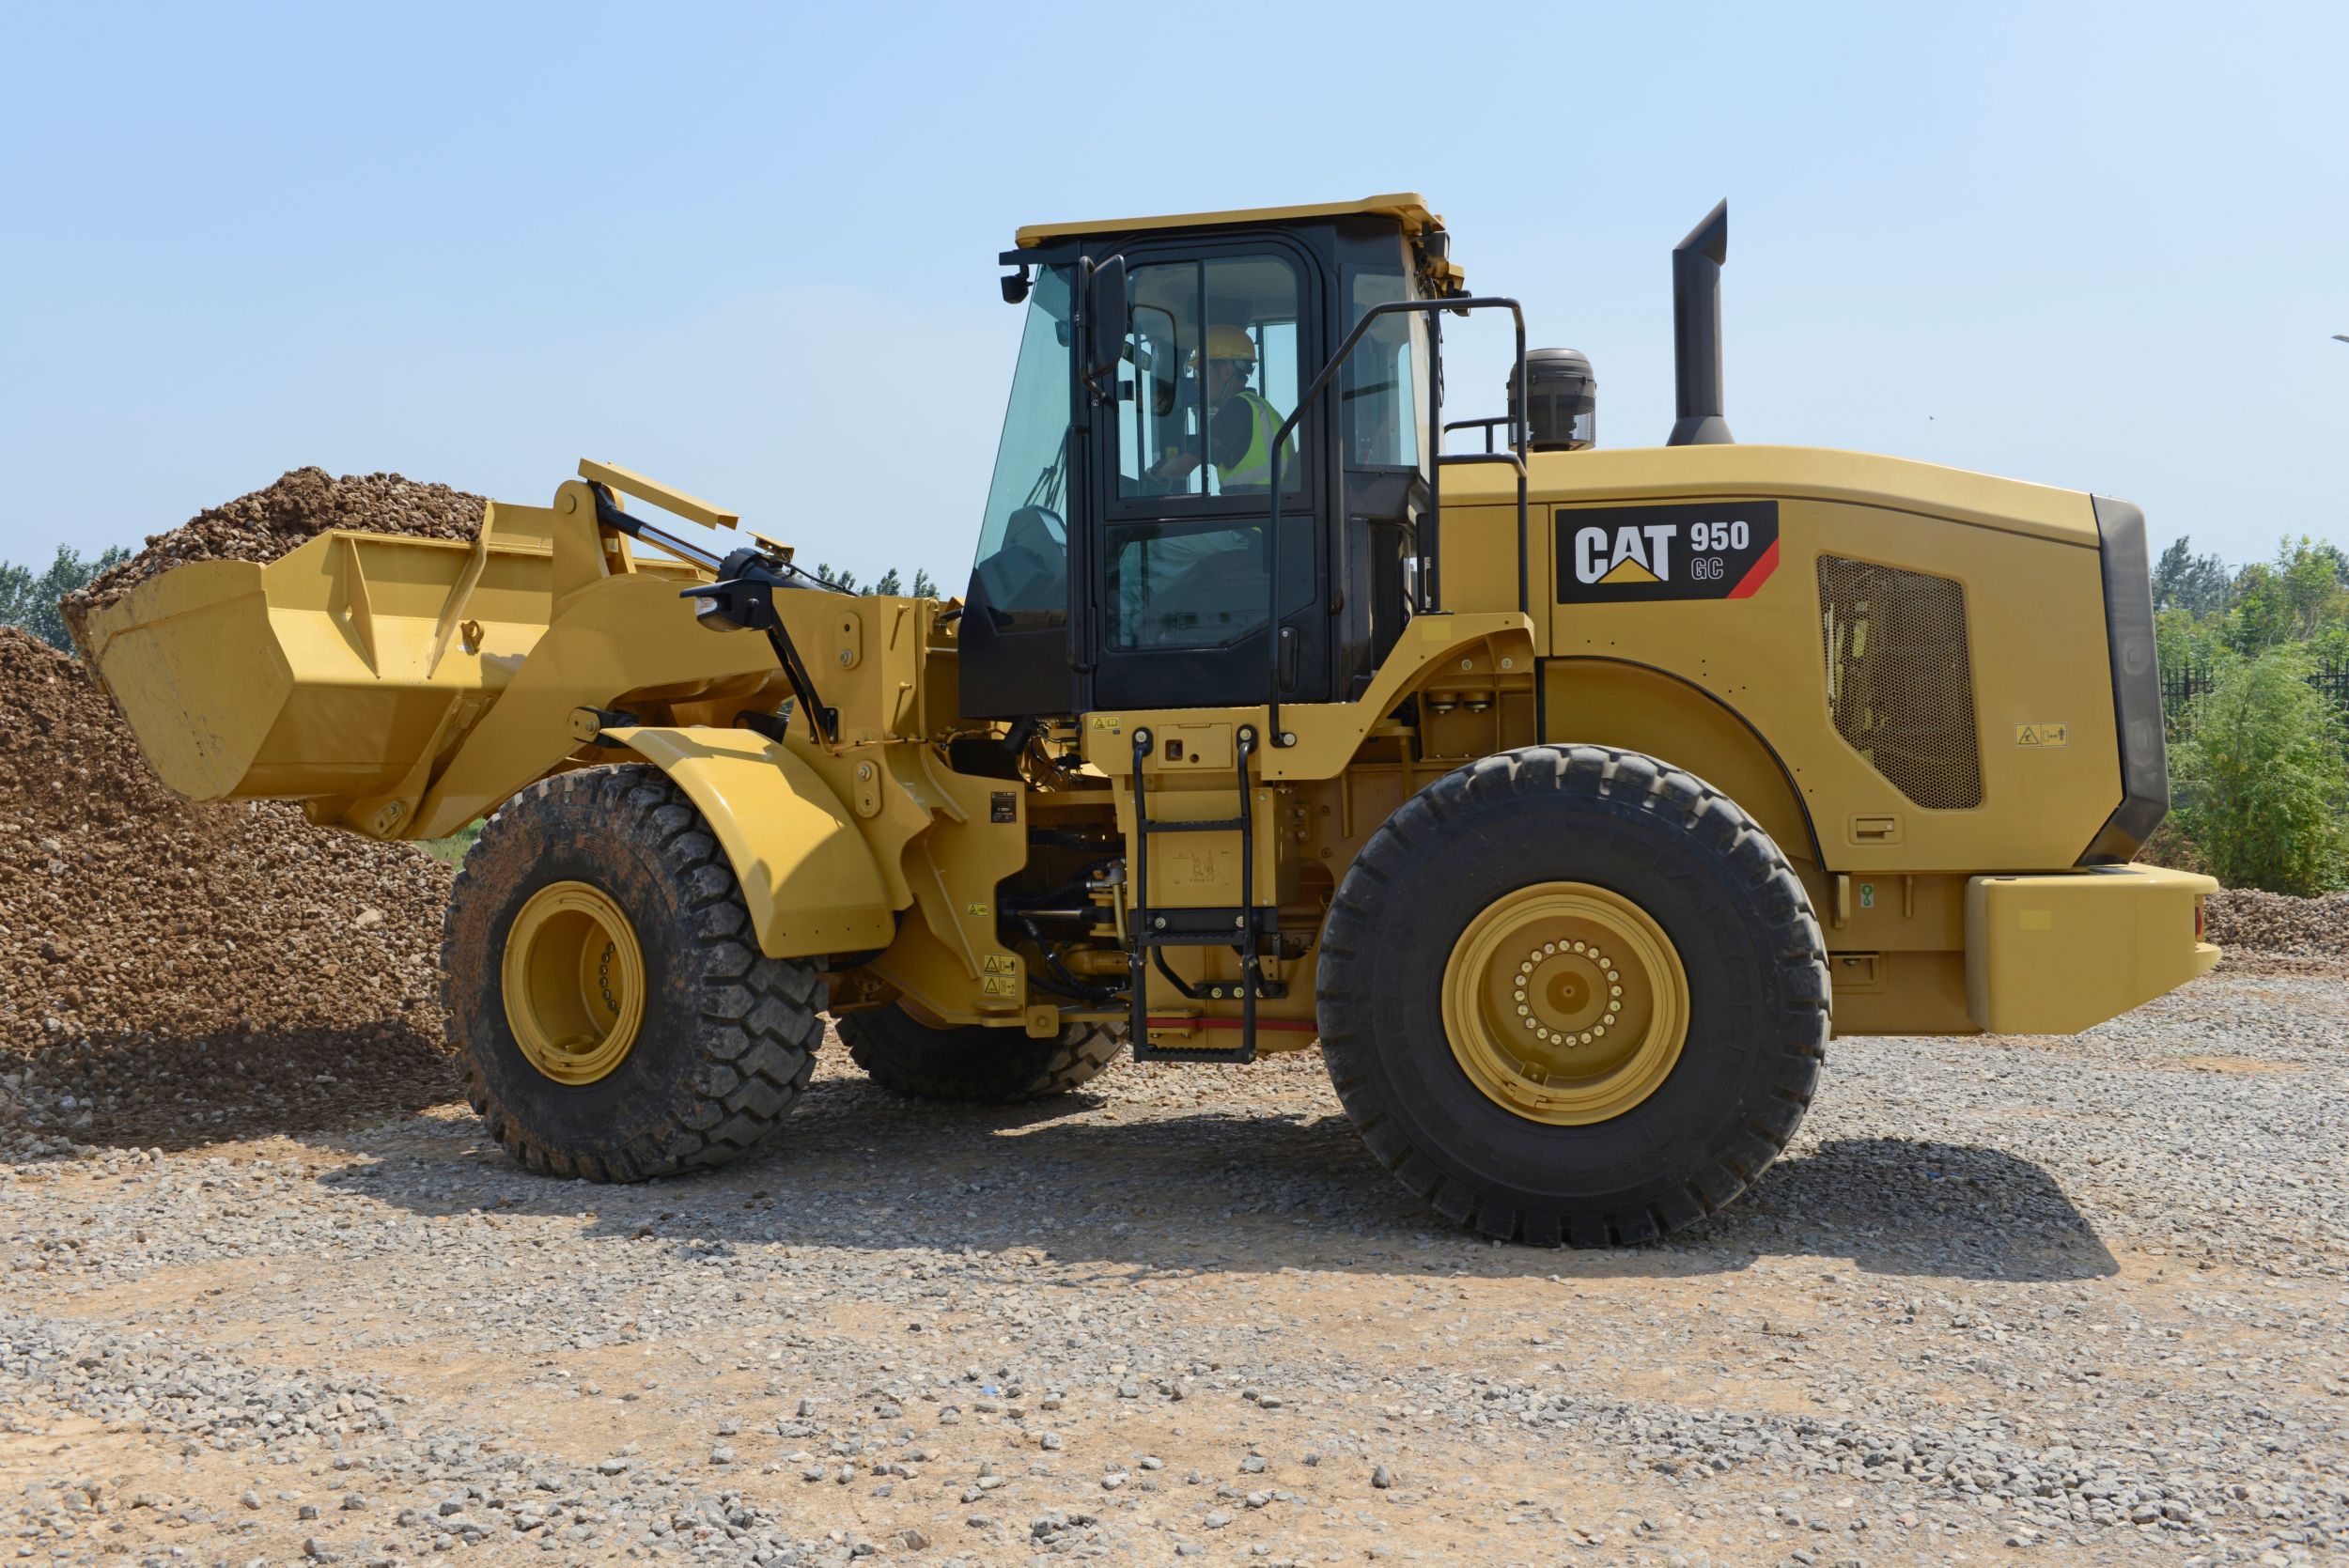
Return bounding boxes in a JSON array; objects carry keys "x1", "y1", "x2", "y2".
[{"x1": 78, "y1": 195, "x2": 2218, "y2": 1242}]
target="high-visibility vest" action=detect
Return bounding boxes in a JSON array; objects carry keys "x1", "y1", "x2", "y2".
[{"x1": 1217, "y1": 390, "x2": 1293, "y2": 489}]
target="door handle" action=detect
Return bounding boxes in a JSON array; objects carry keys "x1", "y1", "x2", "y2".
[{"x1": 1278, "y1": 625, "x2": 1299, "y2": 691}]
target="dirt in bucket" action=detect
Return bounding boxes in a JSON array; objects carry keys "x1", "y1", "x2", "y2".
[{"x1": 61, "y1": 468, "x2": 485, "y2": 649}]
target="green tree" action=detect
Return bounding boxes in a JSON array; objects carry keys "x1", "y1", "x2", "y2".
[
  {"x1": 2151, "y1": 536, "x2": 2231, "y2": 617},
  {"x1": 2172, "y1": 646, "x2": 2349, "y2": 894},
  {"x1": 2222, "y1": 537, "x2": 2349, "y2": 655},
  {"x1": 866, "y1": 567, "x2": 903, "y2": 597},
  {"x1": 2155, "y1": 606, "x2": 2226, "y2": 677},
  {"x1": 910, "y1": 568, "x2": 939, "y2": 599},
  {"x1": 812, "y1": 562, "x2": 858, "y2": 592},
  {"x1": 0, "y1": 543, "x2": 131, "y2": 652},
  {"x1": 2222, "y1": 562, "x2": 2291, "y2": 655}
]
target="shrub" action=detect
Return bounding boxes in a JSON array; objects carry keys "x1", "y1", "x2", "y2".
[{"x1": 2172, "y1": 647, "x2": 2349, "y2": 894}]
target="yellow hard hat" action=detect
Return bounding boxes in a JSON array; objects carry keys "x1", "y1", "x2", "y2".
[{"x1": 1190, "y1": 325, "x2": 1257, "y2": 367}]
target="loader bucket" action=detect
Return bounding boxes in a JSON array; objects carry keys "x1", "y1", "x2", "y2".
[
  {"x1": 74, "y1": 523, "x2": 545, "y2": 802},
  {"x1": 71, "y1": 505, "x2": 573, "y2": 806}
]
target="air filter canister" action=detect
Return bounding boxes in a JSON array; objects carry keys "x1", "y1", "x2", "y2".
[{"x1": 1509, "y1": 348, "x2": 1597, "y2": 452}]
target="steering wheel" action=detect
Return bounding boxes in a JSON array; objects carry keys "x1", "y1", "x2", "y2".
[
  {"x1": 971, "y1": 505, "x2": 1068, "y2": 626},
  {"x1": 1003, "y1": 505, "x2": 1066, "y2": 554}
]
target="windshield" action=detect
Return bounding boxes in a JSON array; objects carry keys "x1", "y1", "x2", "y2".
[{"x1": 969, "y1": 266, "x2": 1074, "y2": 622}]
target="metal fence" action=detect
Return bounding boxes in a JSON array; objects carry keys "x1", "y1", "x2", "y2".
[{"x1": 2162, "y1": 661, "x2": 2349, "y2": 729}]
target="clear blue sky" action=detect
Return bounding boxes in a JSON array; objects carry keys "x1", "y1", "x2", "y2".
[{"x1": 3, "y1": 2, "x2": 2342, "y2": 582}]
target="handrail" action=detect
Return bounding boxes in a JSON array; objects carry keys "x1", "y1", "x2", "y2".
[
  {"x1": 1444, "y1": 415, "x2": 1517, "y2": 454},
  {"x1": 1263, "y1": 296, "x2": 1527, "y2": 747}
]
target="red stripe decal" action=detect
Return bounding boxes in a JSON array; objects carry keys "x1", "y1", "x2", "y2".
[{"x1": 1727, "y1": 538, "x2": 1780, "y2": 599}]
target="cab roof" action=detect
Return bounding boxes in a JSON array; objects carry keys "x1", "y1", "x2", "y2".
[{"x1": 1014, "y1": 193, "x2": 1443, "y2": 248}]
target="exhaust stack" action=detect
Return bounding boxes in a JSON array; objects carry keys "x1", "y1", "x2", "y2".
[{"x1": 1667, "y1": 199, "x2": 1733, "y2": 446}]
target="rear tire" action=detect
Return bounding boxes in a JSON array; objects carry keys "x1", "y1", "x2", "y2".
[
  {"x1": 442, "y1": 765, "x2": 823, "y2": 1181},
  {"x1": 837, "y1": 1002, "x2": 1120, "y2": 1102},
  {"x1": 1317, "y1": 744, "x2": 1828, "y2": 1246}
]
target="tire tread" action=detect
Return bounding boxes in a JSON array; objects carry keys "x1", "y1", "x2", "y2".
[{"x1": 442, "y1": 766, "x2": 823, "y2": 1183}]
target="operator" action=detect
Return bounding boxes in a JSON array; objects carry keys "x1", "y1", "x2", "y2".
[{"x1": 1146, "y1": 326, "x2": 1294, "y2": 492}]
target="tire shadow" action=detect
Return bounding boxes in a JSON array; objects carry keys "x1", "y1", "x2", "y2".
[{"x1": 311, "y1": 1072, "x2": 2117, "y2": 1284}]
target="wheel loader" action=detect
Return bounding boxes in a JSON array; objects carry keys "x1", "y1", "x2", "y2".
[{"x1": 76, "y1": 194, "x2": 2217, "y2": 1246}]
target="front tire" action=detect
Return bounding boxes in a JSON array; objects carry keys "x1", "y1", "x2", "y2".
[
  {"x1": 1317, "y1": 745, "x2": 1828, "y2": 1246},
  {"x1": 442, "y1": 765, "x2": 824, "y2": 1181},
  {"x1": 837, "y1": 1002, "x2": 1120, "y2": 1102}
]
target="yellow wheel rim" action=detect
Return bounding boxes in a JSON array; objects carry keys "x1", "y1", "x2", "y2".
[
  {"x1": 1441, "y1": 880, "x2": 1689, "y2": 1126},
  {"x1": 501, "y1": 880, "x2": 646, "y2": 1086}
]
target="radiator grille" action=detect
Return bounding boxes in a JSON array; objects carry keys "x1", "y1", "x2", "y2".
[{"x1": 1817, "y1": 555, "x2": 1983, "y2": 810}]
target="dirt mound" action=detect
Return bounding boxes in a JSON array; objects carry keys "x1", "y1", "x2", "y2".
[
  {"x1": 0, "y1": 628, "x2": 458, "y2": 1149},
  {"x1": 62, "y1": 468, "x2": 484, "y2": 646},
  {"x1": 2203, "y1": 888, "x2": 2349, "y2": 975}
]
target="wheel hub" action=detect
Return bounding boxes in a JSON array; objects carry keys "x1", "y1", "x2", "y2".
[
  {"x1": 501, "y1": 880, "x2": 646, "y2": 1086},
  {"x1": 1442, "y1": 881, "x2": 1688, "y2": 1125}
]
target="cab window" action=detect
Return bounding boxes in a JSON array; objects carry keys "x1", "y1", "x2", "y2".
[
  {"x1": 1345, "y1": 268, "x2": 1428, "y2": 470},
  {"x1": 1115, "y1": 256, "x2": 1303, "y2": 501}
]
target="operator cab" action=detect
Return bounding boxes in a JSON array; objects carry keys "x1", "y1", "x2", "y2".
[{"x1": 960, "y1": 194, "x2": 1464, "y2": 721}]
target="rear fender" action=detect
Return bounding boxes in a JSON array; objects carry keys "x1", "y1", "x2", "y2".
[{"x1": 603, "y1": 726, "x2": 895, "y2": 959}]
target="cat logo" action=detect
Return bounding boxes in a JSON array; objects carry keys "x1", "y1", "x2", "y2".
[
  {"x1": 2015, "y1": 722, "x2": 2070, "y2": 748},
  {"x1": 1576, "y1": 524, "x2": 1677, "y2": 585},
  {"x1": 1555, "y1": 501, "x2": 1781, "y2": 603}
]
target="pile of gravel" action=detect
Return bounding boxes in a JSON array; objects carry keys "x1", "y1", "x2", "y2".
[
  {"x1": 0, "y1": 628, "x2": 455, "y2": 1147},
  {"x1": 61, "y1": 467, "x2": 484, "y2": 646},
  {"x1": 2205, "y1": 888, "x2": 2349, "y2": 974}
]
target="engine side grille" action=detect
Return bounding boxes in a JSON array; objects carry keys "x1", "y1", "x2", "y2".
[{"x1": 1817, "y1": 555, "x2": 1983, "y2": 810}]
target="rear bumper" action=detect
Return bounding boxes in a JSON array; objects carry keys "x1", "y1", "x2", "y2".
[{"x1": 1966, "y1": 865, "x2": 2220, "y2": 1034}]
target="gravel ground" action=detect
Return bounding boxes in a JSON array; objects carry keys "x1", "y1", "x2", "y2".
[{"x1": 3, "y1": 964, "x2": 2343, "y2": 1568}]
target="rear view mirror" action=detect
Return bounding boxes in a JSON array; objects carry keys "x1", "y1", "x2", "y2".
[{"x1": 1081, "y1": 255, "x2": 1127, "y2": 388}]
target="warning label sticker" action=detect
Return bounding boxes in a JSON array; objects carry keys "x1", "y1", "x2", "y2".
[{"x1": 1554, "y1": 501, "x2": 1781, "y2": 603}]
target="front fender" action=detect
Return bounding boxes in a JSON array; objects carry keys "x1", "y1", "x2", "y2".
[{"x1": 604, "y1": 726, "x2": 895, "y2": 959}]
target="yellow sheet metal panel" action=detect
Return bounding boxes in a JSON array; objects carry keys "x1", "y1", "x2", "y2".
[
  {"x1": 1964, "y1": 866, "x2": 2219, "y2": 1034},
  {"x1": 1016, "y1": 193, "x2": 1439, "y2": 246},
  {"x1": 1075, "y1": 613, "x2": 1534, "y2": 782},
  {"x1": 1431, "y1": 444, "x2": 2127, "y2": 873},
  {"x1": 1444, "y1": 442, "x2": 2099, "y2": 547},
  {"x1": 1826, "y1": 950, "x2": 1977, "y2": 1036},
  {"x1": 865, "y1": 750, "x2": 1037, "y2": 1024},
  {"x1": 1540, "y1": 656, "x2": 1815, "y2": 862},
  {"x1": 408, "y1": 572, "x2": 777, "y2": 838},
  {"x1": 604, "y1": 726, "x2": 895, "y2": 960}
]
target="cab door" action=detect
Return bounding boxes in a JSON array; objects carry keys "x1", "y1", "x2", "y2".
[{"x1": 1081, "y1": 241, "x2": 1330, "y2": 713}]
